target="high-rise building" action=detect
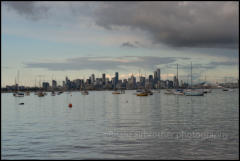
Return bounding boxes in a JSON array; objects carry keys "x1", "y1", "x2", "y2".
[
  {"x1": 65, "y1": 76, "x2": 69, "y2": 84},
  {"x1": 149, "y1": 75, "x2": 153, "y2": 83},
  {"x1": 157, "y1": 68, "x2": 161, "y2": 81},
  {"x1": 173, "y1": 76, "x2": 179, "y2": 88},
  {"x1": 140, "y1": 76, "x2": 145, "y2": 87},
  {"x1": 52, "y1": 80, "x2": 57, "y2": 89},
  {"x1": 102, "y1": 73, "x2": 106, "y2": 85},
  {"x1": 154, "y1": 70, "x2": 158, "y2": 83},
  {"x1": 114, "y1": 72, "x2": 119, "y2": 89},
  {"x1": 65, "y1": 76, "x2": 71, "y2": 89},
  {"x1": 73, "y1": 79, "x2": 81, "y2": 89},
  {"x1": 91, "y1": 74, "x2": 95, "y2": 84},
  {"x1": 42, "y1": 82, "x2": 49, "y2": 90},
  {"x1": 115, "y1": 72, "x2": 119, "y2": 82}
]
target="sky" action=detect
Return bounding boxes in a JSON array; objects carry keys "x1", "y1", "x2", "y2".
[{"x1": 1, "y1": 1, "x2": 239, "y2": 87}]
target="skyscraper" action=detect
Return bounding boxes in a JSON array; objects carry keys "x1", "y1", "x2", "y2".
[
  {"x1": 114, "y1": 72, "x2": 119, "y2": 89},
  {"x1": 42, "y1": 82, "x2": 49, "y2": 90},
  {"x1": 157, "y1": 68, "x2": 161, "y2": 81},
  {"x1": 102, "y1": 73, "x2": 106, "y2": 85},
  {"x1": 52, "y1": 80, "x2": 57, "y2": 89},
  {"x1": 149, "y1": 75, "x2": 153, "y2": 83},
  {"x1": 115, "y1": 72, "x2": 119, "y2": 82},
  {"x1": 154, "y1": 70, "x2": 158, "y2": 83},
  {"x1": 91, "y1": 74, "x2": 95, "y2": 84},
  {"x1": 173, "y1": 76, "x2": 179, "y2": 88}
]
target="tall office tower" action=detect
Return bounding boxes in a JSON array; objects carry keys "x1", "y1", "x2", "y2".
[
  {"x1": 52, "y1": 80, "x2": 57, "y2": 89},
  {"x1": 91, "y1": 74, "x2": 95, "y2": 84},
  {"x1": 65, "y1": 76, "x2": 69, "y2": 84},
  {"x1": 65, "y1": 76, "x2": 71, "y2": 89},
  {"x1": 154, "y1": 70, "x2": 158, "y2": 83},
  {"x1": 157, "y1": 68, "x2": 161, "y2": 81},
  {"x1": 114, "y1": 72, "x2": 119, "y2": 89},
  {"x1": 149, "y1": 75, "x2": 153, "y2": 83},
  {"x1": 176, "y1": 64, "x2": 179, "y2": 88},
  {"x1": 102, "y1": 73, "x2": 106, "y2": 85},
  {"x1": 42, "y1": 82, "x2": 49, "y2": 90},
  {"x1": 115, "y1": 72, "x2": 119, "y2": 83},
  {"x1": 140, "y1": 76, "x2": 145, "y2": 86},
  {"x1": 173, "y1": 76, "x2": 179, "y2": 88}
]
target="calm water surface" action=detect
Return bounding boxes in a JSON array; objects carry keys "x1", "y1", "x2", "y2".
[{"x1": 2, "y1": 89, "x2": 239, "y2": 159}]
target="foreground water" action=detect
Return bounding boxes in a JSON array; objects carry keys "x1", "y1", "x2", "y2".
[{"x1": 2, "y1": 89, "x2": 239, "y2": 159}]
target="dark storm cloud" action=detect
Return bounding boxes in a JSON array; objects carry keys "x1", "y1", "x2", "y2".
[
  {"x1": 24, "y1": 56, "x2": 182, "y2": 71},
  {"x1": 94, "y1": 2, "x2": 238, "y2": 48},
  {"x1": 3, "y1": 1, "x2": 49, "y2": 20},
  {"x1": 4, "y1": 1, "x2": 238, "y2": 48}
]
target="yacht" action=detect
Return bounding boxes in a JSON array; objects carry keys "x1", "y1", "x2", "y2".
[
  {"x1": 14, "y1": 92, "x2": 24, "y2": 97},
  {"x1": 51, "y1": 91, "x2": 56, "y2": 96},
  {"x1": 38, "y1": 91, "x2": 44, "y2": 97},
  {"x1": 81, "y1": 90, "x2": 89, "y2": 95},
  {"x1": 203, "y1": 89, "x2": 212, "y2": 93},
  {"x1": 112, "y1": 91, "x2": 121, "y2": 94},
  {"x1": 184, "y1": 63, "x2": 204, "y2": 96},
  {"x1": 136, "y1": 92, "x2": 148, "y2": 96},
  {"x1": 164, "y1": 89, "x2": 174, "y2": 95},
  {"x1": 184, "y1": 90, "x2": 204, "y2": 96}
]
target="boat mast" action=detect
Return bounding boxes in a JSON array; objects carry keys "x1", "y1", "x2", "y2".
[
  {"x1": 191, "y1": 62, "x2": 192, "y2": 89},
  {"x1": 177, "y1": 64, "x2": 178, "y2": 88},
  {"x1": 17, "y1": 70, "x2": 20, "y2": 91},
  {"x1": 177, "y1": 64, "x2": 178, "y2": 81}
]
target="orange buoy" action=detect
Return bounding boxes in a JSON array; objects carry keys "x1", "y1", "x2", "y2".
[{"x1": 68, "y1": 103, "x2": 72, "y2": 108}]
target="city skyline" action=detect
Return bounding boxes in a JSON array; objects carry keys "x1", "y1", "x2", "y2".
[
  {"x1": 4, "y1": 67, "x2": 238, "y2": 89},
  {"x1": 2, "y1": 1, "x2": 239, "y2": 87}
]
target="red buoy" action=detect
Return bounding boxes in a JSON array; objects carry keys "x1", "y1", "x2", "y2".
[{"x1": 68, "y1": 103, "x2": 72, "y2": 108}]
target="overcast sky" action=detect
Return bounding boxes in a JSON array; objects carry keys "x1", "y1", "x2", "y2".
[{"x1": 2, "y1": 1, "x2": 239, "y2": 86}]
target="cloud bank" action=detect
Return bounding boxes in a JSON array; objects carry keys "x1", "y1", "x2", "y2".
[
  {"x1": 4, "y1": 1, "x2": 239, "y2": 49},
  {"x1": 24, "y1": 56, "x2": 184, "y2": 71},
  {"x1": 93, "y1": 2, "x2": 239, "y2": 48},
  {"x1": 24, "y1": 56, "x2": 238, "y2": 74}
]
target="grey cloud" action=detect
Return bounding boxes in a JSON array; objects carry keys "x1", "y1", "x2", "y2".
[
  {"x1": 94, "y1": 2, "x2": 238, "y2": 48},
  {"x1": 4, "y1": 1, "x2": 49, "y2": 20},
  {"x1": 209, "y1": 60, "x2": 238, "y2": 66},
  {"x1": 24, "y1": 56, "x2": 182, "y2": 71},
  {"x1": 4, "y1": 2, "x2": 238, "y2": 49},
  {"x1": 27, "y1": 56, "x2": 237, "y2": 73},
  {"x1": 162, "y1": 59, "x2": 238, "y2": 76},
  {"x1": 121, "y1": 42, "x2": 137, "y2": 48}
]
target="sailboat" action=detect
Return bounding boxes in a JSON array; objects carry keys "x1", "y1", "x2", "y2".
[
  {"x1": 165, "y1": 89, "x2": 174, "y2": 95},
  {"x1": 37, "y1": 91, "x2": 44, "y2": 97},
  {"x1": 13, "y1": 71, "x2": 24, "y2": 97},
  {"x1": 202, "y1": 74, "x2": 212, "y2": 93},
  {"x1": 136, "y1": 92, "x2": 148, "y2": 96},
  {"x1": 164, "y1": 65, "x2": 174, "y2": 95},
  {"x1": 51, "y1": 91, "x2": 56, "y2": 96},
  {"x1": 184, "y1": 62, "x2": 204, "y2": 96},
  {"x1": 173, "y1": 64, "x2": 184, "y2": 95},
  {"x1": 25, "y1": 91, "x2": 30, "y2": 96},
  {"x1": 112, "y1": 91, "x2": 121, "y2": 94},
  {"x1": 81, "y1": 90, "x2": 89, "y2": 95},
  {"x1": 81, "y1": 84, "x2": 89, "y2": 95}
]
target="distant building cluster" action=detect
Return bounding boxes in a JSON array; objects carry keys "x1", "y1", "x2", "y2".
[
  {"x1": 2, "y1": 68, "x2": 239, "y2": 92},
  {"x1": 55, "y1": 68, "x2": 185, "y2": 90}
]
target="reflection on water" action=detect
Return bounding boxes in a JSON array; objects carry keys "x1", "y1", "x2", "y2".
[{"x1": 2, "y1": 89, "x2": 239, "y2": 159}]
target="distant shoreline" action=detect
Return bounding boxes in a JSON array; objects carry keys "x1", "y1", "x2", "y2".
[{"x1": 1, "y1": 88, "x2": 239, "y2": 94}]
